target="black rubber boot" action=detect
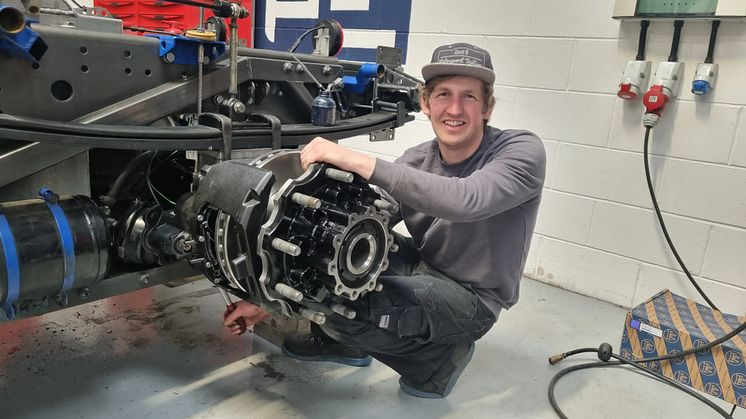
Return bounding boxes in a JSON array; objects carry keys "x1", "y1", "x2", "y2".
[{"x1": 281, "y1": 326, "x2": 372, "y2": 367}]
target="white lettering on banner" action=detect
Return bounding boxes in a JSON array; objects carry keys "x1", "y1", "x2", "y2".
[
  {"x1": 342, "y1": 29, "x2": 396, "y2": 49},
  {"x1": 264, "y1": 0, "x2": 320, "y2": 42},
  {"x1": 330, "y1": 0, "x2": 370, "y2": 11}
]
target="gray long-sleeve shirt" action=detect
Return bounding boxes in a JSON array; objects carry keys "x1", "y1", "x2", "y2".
[{"x1": 369, "y1": 126, "x2": 546, "y2": 316}]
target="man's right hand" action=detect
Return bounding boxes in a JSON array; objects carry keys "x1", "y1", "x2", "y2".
[
  {"x1": 223, "y1": 300, "x2": 270, "y2": 335},
  {"x1": 300, "y1": 137, "x2": 376, "y2": 180}
]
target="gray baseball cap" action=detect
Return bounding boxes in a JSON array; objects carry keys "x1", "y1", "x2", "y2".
[{"x1": 421, "y1": 43, "x2": 495, "y2": 84}]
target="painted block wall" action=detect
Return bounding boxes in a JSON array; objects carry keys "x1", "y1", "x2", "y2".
[{"x1": 333, "y1": 0, "x2": 746, "y2": 314}]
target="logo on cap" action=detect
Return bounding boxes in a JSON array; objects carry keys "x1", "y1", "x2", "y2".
[{"x1": 436, "y1": 46, "x2": 486, "y2": 67}]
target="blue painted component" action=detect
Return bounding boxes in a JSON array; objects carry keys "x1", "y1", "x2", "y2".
[
  {"x1": 41, "y1": 189, "x2": 76, "y2": 294},
  {"x1": 0, "y1": 7, "x2": 48, "y2": 64},
  {"x1": 691, "y1": 79, "x2": 711, "y2": 96},
  {"x1": 0, "y1": 213, "x2": 20, "y2": 308},
  {"x1": 343, "y1": 62, "x2": 382, "y2": 94},
  {"x1": 145, "y1": 34, "x2": 227, "y2": 65}
]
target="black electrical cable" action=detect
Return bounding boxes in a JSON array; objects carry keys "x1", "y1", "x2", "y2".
[
  {"x1": 287, "y1": 25, "x2": 325, "y2": 53},
  {"x1": 123, "y1": 25, "x2": 180, "y2": 36},
  {"x1": 547, "y1": 346, "x2": 734, "y2": 418},
  {"x1": 68, "y1": 0, "x2": 86, "y2": 10},
  {"x1": 705, "y1": 20, "x2": 721, "y2": 64},
  {"x1": 163, "y1": 0, "x2": 225, "y2": 13},
  {"x1": 101, "y1": 150, "x2": 157, "y2": 206},
  {"x1": 643, "y1": 127, "x2": 719, "y2": 310},
  {"x1": 668, "y1": 20, "x2": 685, "y2": 62},
  {"x1": 548, "y1": 127, "x2": 746, "y2": 418},
  {"x1": 636, "y1": 20, "x2": 650, "y2": 61}
]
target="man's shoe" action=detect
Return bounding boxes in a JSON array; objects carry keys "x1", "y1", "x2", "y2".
[
  {"x1": 399, "y1": 341, "x2": 475, "y2": 399},
  {"x1": 281, "y1": 334, "x2": 372, "y2": 367}
]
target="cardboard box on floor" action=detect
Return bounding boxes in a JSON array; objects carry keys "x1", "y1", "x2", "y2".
[{"x1": 620, "y1": 289, "x2": 746, "y2": 409}]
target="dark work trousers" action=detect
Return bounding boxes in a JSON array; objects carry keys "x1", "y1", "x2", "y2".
[{"x1": 319, "y1": 233, "x2": 498, "y2": 382}]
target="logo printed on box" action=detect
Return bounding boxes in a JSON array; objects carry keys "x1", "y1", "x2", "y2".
[
  {"x1": 647, "y1": 360, "x2": 661, "y2": 373},
  {"x1": 668, "y1": 349, "x2": 684, "y2": 364},
  {"x1": 663, "y1": 329, "x2": 679, "y2": 344},
  {"x1": 704, "y1": 383, "x2": 722, "y2": 397},
  {"x1": 673, "y1": 371, "x2": 691, "y2": 385},
  {"x1": 726, "y1": 350, "x2": 744, "y2": 367},
  {"x1": 620, "y1": 348, "x2": 633, "y2": 360},
  {"x1": 699, "y1": 361, "x2": 716, "y2": 376},
  {"x1": 693, "y1": 339, "x2": 711, "y2": 354},
  {"x1": 641, "y1": 339, "x2": 655, "y2": 352},
  {"x1": 738, "y1": 395, "x2": 746, "y2": 408},
  {"x1": 732, "y1": 373, "x2": 746, "y2": 389}
]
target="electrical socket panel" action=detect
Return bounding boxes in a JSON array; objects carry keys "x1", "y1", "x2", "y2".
[{"x1": 614, "y1": 0, "x2": 746, "y2": 19}]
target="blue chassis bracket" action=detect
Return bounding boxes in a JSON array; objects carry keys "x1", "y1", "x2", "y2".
[
  {"x1": 146, "y1": 34, "x2": 227, "y2": 65},
  {"x1": 0, "y1": 7, "x2": 48, "y2": 64}
]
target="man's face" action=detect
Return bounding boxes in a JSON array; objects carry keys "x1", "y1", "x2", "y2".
[{"x1": 420, "y1": 76, "x2": 492, "y2": 155}]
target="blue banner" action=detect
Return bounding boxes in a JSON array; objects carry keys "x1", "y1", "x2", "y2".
[{"x1": 254, "y1": 0, "x2": 412, "y2": 63}]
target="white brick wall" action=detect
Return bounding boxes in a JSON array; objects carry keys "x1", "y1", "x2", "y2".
[{"x1": 352, "y1": 0, "x2": 746, "y2": 313}]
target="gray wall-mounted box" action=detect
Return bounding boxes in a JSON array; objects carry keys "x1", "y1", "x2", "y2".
[{"x1": 614, "y1": 0, "x2": 746, "y2": 19}]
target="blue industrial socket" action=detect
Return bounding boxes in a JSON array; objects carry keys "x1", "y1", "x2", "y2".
[{"x1": 691, "y1": 79, "x2": 711, "y2": 96}]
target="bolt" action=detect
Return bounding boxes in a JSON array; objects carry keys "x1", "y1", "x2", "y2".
[
  {"x1": 300, "y1": 308, "x2": 326, "y2": 325},
  {"x1": 331, "y1": 304, "x2": 356, "y2": 320},
  {"x1": 138, "y1": 273, "x2": 150, "y2": 285},
  {"x1": 232, "y1": 101, "x2": 246, "y2": 114},
  {"x1": 78, "y1": 287, "x2": 90, "y2": 299},
  {"x1": 282, "y1": 62, "x2": 293, "y2": 72},
  {"x1": 373, "y1": 199, "x2": 398, "y2": 213},
  {"x1": 197, "y1": 215, "x2": 205, "y2": 222},
  {"x1": 164, "y1": 52, "x2": 176, "y2": 63},
  {"x1": 271, "y1": 238, "x2": 301, "y2": 257},
  {"x1": 325, "y1": 168, "x2": 354, "y2": 183},
  {"x1": 295, "y1": 63, "x2": 305, "y2": 73},
  {"x1": 291, "y1": 192, "x2": 321, "y2": 209},
  {"x1": 322, "y1": 65, "x2": 332, "y2": 75},
  {"x1": 275, "y1": 283, "x2": 304, "y2": 303},
  {"x1": 205, "y1": 262, "x2": 213, "y2": 268},
  {"x1": 198, "y1": 235, "x2": 205, "y2": 243}
]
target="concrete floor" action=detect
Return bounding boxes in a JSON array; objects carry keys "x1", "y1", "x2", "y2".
[{"x1": 0, "y1": 278, "x2": 739, "y2": 419}]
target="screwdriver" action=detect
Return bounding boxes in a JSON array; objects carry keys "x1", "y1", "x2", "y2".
[{"x1": 218, "y1": 287, "x2": 247, "y2": 334}]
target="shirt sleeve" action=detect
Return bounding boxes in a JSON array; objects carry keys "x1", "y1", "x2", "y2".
[{"x1": 369, "y1": 134, "x2": 546, "y2": 222}]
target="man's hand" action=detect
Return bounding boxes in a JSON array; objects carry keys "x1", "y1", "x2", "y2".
[
  {"x1": 223, "y1": 300, "x2": 270, "y2": 336},
  {"x1": 300, "y1": 137, "x2": 376, "y2": 180}
]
